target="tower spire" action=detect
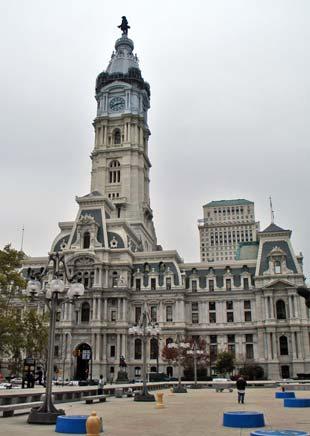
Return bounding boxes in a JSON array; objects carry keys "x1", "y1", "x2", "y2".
[{"x1": 269, "y1": 196, "x2": 275, "y2": 223}]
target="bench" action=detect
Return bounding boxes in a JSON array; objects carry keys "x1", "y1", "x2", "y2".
[
  {"x1": 0, "y1": 401, "x2": 43, "y2": 417},
  {"x1": 82, "y1": 395, "x2": 106, "y2": 404}
]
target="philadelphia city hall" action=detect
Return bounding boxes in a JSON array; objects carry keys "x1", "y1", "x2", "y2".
[{"x1": 23, "y1": 18, "x2": 310, "y2": 382}]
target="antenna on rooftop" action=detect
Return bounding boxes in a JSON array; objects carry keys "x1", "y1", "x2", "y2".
[
  {"x1": 20, "y1": 225, "x2": 24, "y2": 252},
  {"x1": 269, "y1": 196, "x2": 275, "y2": 223}
]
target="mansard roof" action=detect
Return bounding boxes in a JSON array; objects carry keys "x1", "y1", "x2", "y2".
[{"x1": 261, "y1": 223, "x2": 289, "y2": 233}]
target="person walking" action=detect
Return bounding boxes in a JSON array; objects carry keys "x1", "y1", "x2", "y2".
[
  {"x1": 98, "y1": 374, "x2": 105, "y2": 395},
  {"x1": 236, "y1": 376, "x2": 247, "y2": 404}
]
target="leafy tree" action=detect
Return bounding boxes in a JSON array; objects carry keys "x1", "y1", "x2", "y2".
[
  {"x1": 0, "y1": 244, "x2": 26, "y2": 355},
  {"x1": 0, "y1": 245, "x2": 49, "y2": 374},
  {"x1": 215, "y1": 351, "x2": 235, "y2": 376},
  {"x1": 239, "y1": 364, "x2": 264, "y2": 380}
]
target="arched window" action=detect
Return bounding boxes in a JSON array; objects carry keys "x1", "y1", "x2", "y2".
[
  {"x1": 143, "y1": 263, "x2": 150, "y2": 273},
  {"x1": 114, "y1": 129, "x2": 121, "y2": 145},
  {"x1": 150, "y1": 366, "x2": 157, "y2": 373},
  {"x1": 150, "y1": 338, "x2": 158, "y2": 359},
  {"x1": 134, "y1": 338, "x2": 142, "y2": 359},
  {"x1": 83, "y1": 232, "x2": 90, "y2": 249},
  {"x1": 109, "y1": 160, "x2": 120, "y2": 184},
  {"x1": 276, "y1": 300, "x2": 286, "y2": 320},
  {"x1": 279, "y1": 335, "x2": 288, "y2": 355},
  {"x1": 81, "y1": 302, "x2": 90, "y2": 323}
]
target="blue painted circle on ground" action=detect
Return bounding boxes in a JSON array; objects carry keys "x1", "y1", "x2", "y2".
[
  {"x1": 275, "y1": 392, "x2": 296, "y2": 399},
  {"x1": 251, "y1": 431, "x2": 309, "y2": 436},
  {"x1": 55, "y1": 415, "x2": 88, "y2": 434},
  {"x1": 223, "y1": 411, "x2": 265, "y2": 428},
  {"x1": 284, "y1": 398, "x2": 310, "y2": 408}
]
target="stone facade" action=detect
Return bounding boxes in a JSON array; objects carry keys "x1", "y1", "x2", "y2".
[{"x1": 21, "y1": 24, "x2": 310, "y2": 382}]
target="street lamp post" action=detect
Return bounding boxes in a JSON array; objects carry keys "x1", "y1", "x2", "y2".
[
  {"x1": 186, "y1": 340, "x2": 203, "y2": 389},
  {"x1": 24, "y1": 252, "x2": 85, "y2": 425},
  {"x1": 168, "y1": 334, "x2": 189, "y2": 393},
  {"x1": 128, "y1": 302, "x2": 160, "y2": 402}
]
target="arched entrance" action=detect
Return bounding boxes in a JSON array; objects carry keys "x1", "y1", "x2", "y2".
[{"x1": 75, "y1": 343, "x2": 92, "y2": 380}]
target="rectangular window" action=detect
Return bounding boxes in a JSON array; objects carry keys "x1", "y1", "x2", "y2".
[
  {"x1": 227, "y1": 312, "x2": 234, "y2": 323},
  {"x1": 56, "y1": 312, "x2": 61, "y2": 322},
  {"x1": 226, "y1": 301, "x2": 233, "y2": 310},
  {"x1": 209, "y1": 312, "x2": 216, "y2": 323},
  {"x1": 244, "y1": 300, "x2": 251, "y2": 321},
  {"x1": 166, "y1": 305, "x2": 173, "y2": 322},
  {"x1": 192, "y1": 280, "x2": 197, "y2": 292},
  {"x1": 245, "y1": 334, "x2": 253, "y2": 343},
  {"x1": 136, "y1": 278, "x2": 141, "y2": 290},
  {"x1": 192, "y1": 302, "x2": 198, "y2": 311},
  {"x1": 243, "y1": 277, "x2": 249, "y2": 289},
  {"x1": 110, "y1": 345, "x2": 115, "y2": 358},
  {"x1": 135, "y1": 306, "x2": 141, "y2": 324},
  {"x1": 111, "y1": 310, "x2": 116, "y2": 322},
  {"x1": 151, "y1": 278, "x2": 156, "y2": 290},
  {"x1": 244, "y1": 300, "x2": 251, "y2": 310},
  {"x1": 150, "y1": 306, "x2": 157, "y2": 322},
  {"x1": 166, "y1": 277, "x2": 172, "y2": 290},
  {"x1": 192, "y1": 302, "x2": 199, "y2": 324},
  {"x1": 246, "y1": 343, "x2": 254, "y2": 359},
  {"x1": 54, "y1": 345, "x2": 59, "y2": 357},
  {"x1": 192, "y1": 312, "x2": 199, "y2": 324},
  {"x1": 209, "y1": 280, "x2": 214, "y2": 291},
  {"x1": 209, "y1": 302, "x2": 216, "y2": 311},
  {"x1": 244, "y1": 311, "x2": 252, "y2": 322},
  {"x1": 226, "y1": 279, "x2": 232, "y2": 291}
]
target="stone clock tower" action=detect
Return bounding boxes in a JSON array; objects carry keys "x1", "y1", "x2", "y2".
[{"x1": 90, "y1": 20, "x2": 157, "y2": 251}]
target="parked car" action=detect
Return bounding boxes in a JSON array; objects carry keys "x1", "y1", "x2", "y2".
[{"x1": 0, "y1": 383, "x2": 12, "y2": 390}]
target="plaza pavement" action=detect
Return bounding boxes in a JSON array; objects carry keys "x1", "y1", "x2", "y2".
[{"x1": 1, "y1": 387, "x2": 310, "y2": 436}]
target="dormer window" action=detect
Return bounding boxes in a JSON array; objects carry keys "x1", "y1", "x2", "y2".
[
  {"x1": 83, "y1": 232, "x2": 90, "y2": 249},
  {"x1": 274, "y1": 260, "x2": 281, "y2": 274}
]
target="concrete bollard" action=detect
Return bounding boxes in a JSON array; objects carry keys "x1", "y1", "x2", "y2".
[
  {"x1": 156, "y1": 392, "x2": 164, "y2": 409},
  {"x1": 86, "y1": 411, "x2": 101, "y2": 436}
]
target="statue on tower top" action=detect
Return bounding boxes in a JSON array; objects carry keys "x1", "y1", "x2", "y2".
[{"x1": 118, "y1": 16, "x2": 130, "y2": 35}]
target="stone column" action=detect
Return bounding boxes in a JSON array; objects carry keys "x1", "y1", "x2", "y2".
[
  {"x1": 123, "y1": 299, "x2": 127, "y2": 321},
  {"x1": 104, "y1": 298, "x2": 108, "y2": 321},
  {"x1": 297, "y1": 332, "x2": 303, "y2": 359},
  {"x1": 288, "y1": 296, "x2": 293, "y2": 319},
  {"x1": 272, "y1": 333, "x2": 278, "y2": 360},
  {"x1": 96, "y1": 333, "x2": 100, "y2": 361},
  {"x1": 92, "y1": 298, "x2": 96, "y2": 320},
  {"x1": 117, "y1": 299, "x2": 121, "y2": 321},
  {"x1": 257, "y1": 330, "x2": 265, "y2": 361},
  {"x1": 116, "y1": 334, "x2": 120, "y2": 362},
  {"x1": 103, "y1": 333, "x2": 107, "y2": 362},
  {"x1": 122, "y1": 335, "x2": 127, "y2": 359}
]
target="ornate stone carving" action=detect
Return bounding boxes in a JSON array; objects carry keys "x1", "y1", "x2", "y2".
[
  {"x1": 78, "y1": 214, "x2": 96, "y2": 225},
  {"x1": 75, "y1": 256, "x2": 95, "y2": 266}
]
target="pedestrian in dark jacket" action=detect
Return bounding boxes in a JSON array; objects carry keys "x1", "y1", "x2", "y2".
[{"x1": 236, "y1": 376, "x2": 247, "y2": 404}]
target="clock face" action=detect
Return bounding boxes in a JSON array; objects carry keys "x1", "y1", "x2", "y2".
[{"x1": 109, "y1": 97, "x2": 125, "y2": 112}]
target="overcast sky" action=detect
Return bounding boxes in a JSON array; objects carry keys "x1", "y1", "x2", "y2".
[{"x1": 0, "y1": 0, "x2": 309, "y2": 279}]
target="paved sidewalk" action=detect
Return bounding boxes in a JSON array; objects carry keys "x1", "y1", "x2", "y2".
[{"x1": 1, "y1": 388, "x2": 310, "y2": 436}]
